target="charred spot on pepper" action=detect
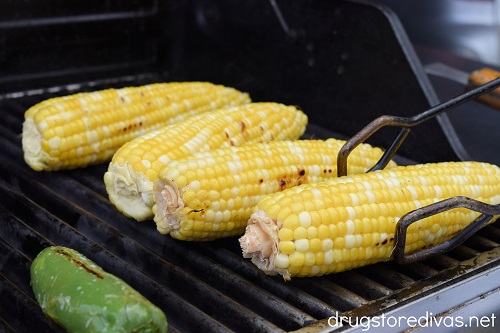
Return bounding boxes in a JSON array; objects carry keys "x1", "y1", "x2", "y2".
[{"x1": 54, "y1": 248, "x2": 104, "y2": 279}]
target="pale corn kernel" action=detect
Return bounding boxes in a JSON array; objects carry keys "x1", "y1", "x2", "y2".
[
  {"x1": 315, "y1": 252, "x2": 325, "y2": 265},
  {"x1": 278, "y1": 196, "x2": 294, "y2": 207},
  {"x1": 345, "y1": 220, "x2": 355, "y2": 234},
  {"x1": 307, "y1": 226, "x2": 318, "y2": 239},
  {"x1": 344, "y1": 235, "x2": 356, "y2": 249},
  {"x1": 310, "y1": 266, "x2": 321, "y2": 276},
  {"x1": 322, "y1": 238, "x2": 334, "y2": 251},
  {"x1": 298, "y1": 211, "x2": 312, "y2": 227},
  {"x1": 304, "y1": 252, "x2": 316, "y2": 266},
  {"x1": 277, "y1": 208, "x2": 294, "y2": 226},
  {"x1": 288, "y1": 265, "x2": 301, "y2": 276},
  {"x1": 324, "y1": 250, "x2": 334, "y2": 265},
  {"x1": 193, "y1": 221, "x2": 205, "y2": 231},
  {"x1": 336, "y1": 207, "x2": 349, "y2": 222},
  {"x1": 334, "y1": 238, "x2": 345, "y2": 249},
  {"x1": 309, "y1": 238, "x2": 322, "y2": 253},
  {"x1": 289, "y1": 252, "x2": 306, "y2": 267},
  {"x1": 336, "y1": 222, "x2": 347, "y2": 236},
  {"x1": 318, "y1": 225, "x2": 330, "y2": 239},
  {"x1": 291, "y1": 202, "x2": 305, "y2": 214},
  {"x1": 279, "y1": 241, "x2": 295, "y2": 254},
  {"x1": 282, "y1": 213, "x2": 300, "y2": 230},
  {"x1": 318, "y1": 210, "x2": 331, "y2": 225},
  {"x1": 328, "y1": 224, "x2": 338, "y2": 239},
  {"x1": 295, "y1": 239, "x2": 309, "y2": 252},
  {"x1": 278, "y1": 228, "x2": 294, "y2": 241},
  {"x1": 430, "y1": 223, "x2": 441, "y2": 234},
  {"x1": 274, "y1": 253, "x2": 290, "y2": 269}
]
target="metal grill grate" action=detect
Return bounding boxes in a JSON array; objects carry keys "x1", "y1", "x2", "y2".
[{"x1": 0, "y1": 81, "x2": 499, "y2": 332}]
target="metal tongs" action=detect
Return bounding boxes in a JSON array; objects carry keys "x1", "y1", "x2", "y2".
[{"x1": 336, "y1": 76, "x2": 500, "y2": 264}]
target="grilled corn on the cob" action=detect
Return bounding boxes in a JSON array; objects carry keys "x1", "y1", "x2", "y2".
[
  {"x1": 22, "y1": 82, "x2": 250, "y2": 171},
  {"x1": 104, "y1": 102, "x2": 308, "y2": 221},
  {"x1": 153, "y1": 139, "x2": 396, "y2": 240},
  {"x1": 239, "y1": 161, "x2": 500, "y2": 280}
]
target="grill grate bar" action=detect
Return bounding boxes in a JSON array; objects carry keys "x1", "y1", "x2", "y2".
[
  {"x1": 177, "y1": 246, "x2": 316, "y2": 331},
  {"x1": 0, "y1": 273, "x2": 65, "y2": 333},
  {"x1": 354, "y1": 265, "x2": 416, "y2": 290},
  {"x1": 197, "y1": 244, "x2": 341, "y2": 319},
  {"x1": 290, "y1": 279, "x2": 369, "y2": 312},
  {"x1": 328, "y1": 271, "x2": 393, "y2": 300},
  {"x1": 464, "y1": 234, "x2": 499, "y2": 252},
  {"x1": 421, "y1": 254, "x2": 460, "y2": 271},
  {"x1": 480, "y1": 224, "x2": 500, "y2": 241},
  {"x1": 448, "y1": 245, "x2": 482, "y2": 261},
  {"x1": 382, "y1": 261, "x2": 440, "y2": 280}
]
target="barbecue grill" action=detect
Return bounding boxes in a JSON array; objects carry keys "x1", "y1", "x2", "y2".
[{"x1": 1, "y1": 1, "x2": 499, "y2": 332}]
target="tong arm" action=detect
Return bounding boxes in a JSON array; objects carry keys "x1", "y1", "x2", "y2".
[{"x1": 393, "y1": 196, "x2": 500, "y2": 264}]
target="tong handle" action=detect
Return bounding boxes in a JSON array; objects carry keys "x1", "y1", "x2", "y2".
[
  {"x1": 337, "y1": 76, "x2": 500, "y2": 177},
  {"x1": 393, "y1": 197, "x2": 500, "y2": 264},
  {"x1": 468, "y1": 68, "x2": 500, "y2": 110}
]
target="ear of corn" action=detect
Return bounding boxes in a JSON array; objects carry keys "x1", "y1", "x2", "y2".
[
  {"x1": 152, "y1": 139, "x2": 397, "y2": 241},
  {"x1": 239, "y1": 161, "x2": 500, "y2": 280},
  {"x1": 22, "y1": 82, "x2": 250, "y2": 171},
  {"x1": 104, "y1": 102, "x2": 308, "y2": 221}
]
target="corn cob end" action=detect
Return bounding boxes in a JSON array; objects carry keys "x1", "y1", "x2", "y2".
[
  {"x1": 104, "y1": 163, "x2": 154, "y2": 221},
  {"x1": 22, "y1": 118, "x2": 51, "y2": 171},
  {"x1": 152, "y1": 178, "x2": 182, "y2": 235},
  {"x1": 240, "y1": 209, "x2": 290, "y2": 280}
]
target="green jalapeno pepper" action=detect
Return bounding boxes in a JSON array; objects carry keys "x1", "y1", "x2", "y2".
[{"x1": 30, "y1": 246, "x2": 168, "y2": 333}]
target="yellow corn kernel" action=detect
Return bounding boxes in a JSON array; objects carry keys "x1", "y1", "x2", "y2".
[
  {"x1": 240, "y1": 161, "x2": 500, "y2": 280},
  {"x1": 153, "y1": 138, "x2": 397, "y2": 240},
  {"x1": 22, "y1": 82, "x2": 250, "y2": 171},
  {"x1": 105, "y1": 102, "x2": 308, "y2": 221}
]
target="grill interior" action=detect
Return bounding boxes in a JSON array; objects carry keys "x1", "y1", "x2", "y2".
[
  {"x1": 1, "y1": 83, "x2": 499, "y2": 332},
  {"x1": 1, "y1": 1, "x2": 499, "y2": 332}
]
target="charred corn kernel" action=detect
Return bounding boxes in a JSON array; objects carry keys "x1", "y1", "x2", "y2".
[
  {"x1": 104, "y1": 103, "x2": 308, "y2": 221},
  {"x1": 22, "y1": 82, "x2": 250, "y2": 171},
  {"x1": 153, "y1": 139, "x2": 397, "y2": 241},
  {"x1": 30, "y1": 246, "x2": 167, "y2": 332},
  {"x1": 240, "y1": 161, "x2": 500, "y2": 280}
]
